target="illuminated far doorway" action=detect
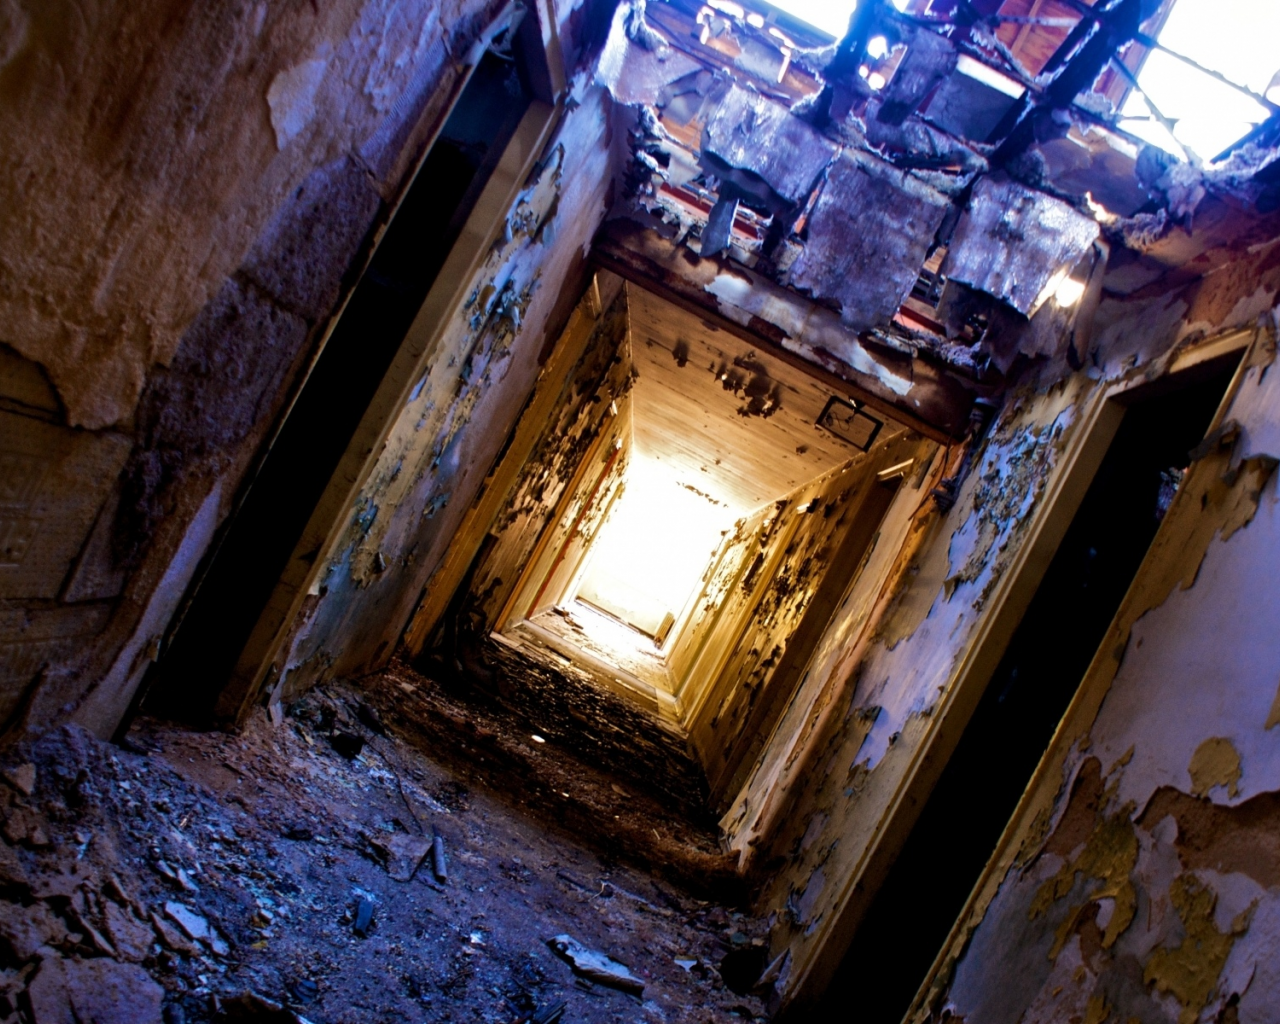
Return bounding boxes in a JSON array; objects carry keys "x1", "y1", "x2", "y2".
[
  {"x1": 572, "y1": 455, "x2": 741, "y2": 645},
  {"x1": 488, "y1": 281, "x2": 930, "y2": 799}
]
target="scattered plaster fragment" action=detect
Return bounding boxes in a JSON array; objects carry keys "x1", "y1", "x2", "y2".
[
  {"x1": 268, "y1": 59, "x2": 328, "y2": 150},
  {"x1": 1142, "y1": 874, "x2": 1254, "y2": 1024},
  {"x1": 1188, "y1": 737, "x2": 1242, "y2": 799}
]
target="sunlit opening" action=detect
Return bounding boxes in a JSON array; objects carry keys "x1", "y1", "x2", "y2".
[
  {"x1": 766, "y1": 0, "x2": 856, "y2": 38},
  {"x1": 573, "y1": 456, "x2": 740, "y2": 642},
  {"x1": 1119, "y1": 0, "x2": 1280, "y2": 162},
  {"x1": 764, "y1": 0, "x2": 910, "y2": 40},
  {"x1": 1053, "y1": 276, "x2": 1086, "y2": 309}
]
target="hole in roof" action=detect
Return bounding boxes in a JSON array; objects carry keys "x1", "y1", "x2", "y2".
[
  {"x1": 1118, "y1": 0, "x2": 1280, "y2": 162},
  {"x1": 765, "y1": 0, "x2": 910, "y2": 41}
]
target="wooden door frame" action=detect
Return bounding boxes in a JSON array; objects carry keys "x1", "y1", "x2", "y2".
[
  {"x1": 780, "y1": 326, "x2": 1256, "y2": 1017},
  {"x1": 897, "y1": 324, "x2": 1258, "y2": 1024},
  {"x1": 213, "y1": 1, "x2": 567, "y2": 724}
]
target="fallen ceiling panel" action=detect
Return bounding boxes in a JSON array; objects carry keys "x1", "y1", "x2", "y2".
[
  {"x1": 943, "y1": 175, "x2": 1101, "y2": 316},
  {"x1": 702, "y1": 84, "x2": 838, "y2": 204},
  {"x1": 789, "y1": 150, "x2": 951, "y2": 332}
]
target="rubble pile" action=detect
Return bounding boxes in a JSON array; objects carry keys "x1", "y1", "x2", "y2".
[{"x1": 0, "y1": 677, "x2": 768, "y2": 1023}]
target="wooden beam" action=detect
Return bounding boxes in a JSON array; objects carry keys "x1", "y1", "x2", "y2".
[{"x1": 593, "y1": 219, "x2": 974, "y2": 443}]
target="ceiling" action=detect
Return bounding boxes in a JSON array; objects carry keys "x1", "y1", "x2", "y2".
[{"x1": 625, "y1": 284, "x2": 899, "y2": 510}]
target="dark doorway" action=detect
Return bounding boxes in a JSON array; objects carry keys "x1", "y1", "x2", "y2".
[
  {"x1": 818, "y1": 356, "x2": 1240, "y2": 1023},
  {"x1": 141, "y1": 41, "x2": 536, "y2": 726}
]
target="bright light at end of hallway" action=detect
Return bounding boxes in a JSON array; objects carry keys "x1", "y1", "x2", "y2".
[
  {"x1": 575, "y1": 457, "x2": 741, "y2": 639},
  {"x1": 1053, "y1": 276, "x2": 1086, "y2": 308}
]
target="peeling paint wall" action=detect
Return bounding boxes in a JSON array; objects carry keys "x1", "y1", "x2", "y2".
[
  {"x1": 724, "y1": 204, "x2": 1280, "y2": 1011},
  {"x1": 684, "y1": 430, "x2": 932, "y2": 805},
  {"x1": 1, "y1": 0, "x2": 515, "y2": 737},
  {"x1": 912, "y1": 299, "x2": 1280, "y2": 1022},
  {"x1": 268, "y1": 75, "x2": 618, "y2": 698},
  {"x1": 467, "y1": 281, "x2": 634, "y2": 630}
]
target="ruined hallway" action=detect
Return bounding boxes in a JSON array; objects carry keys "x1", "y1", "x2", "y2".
[{"x1": 4, "y1": 0, "x2": 1280, "y2": 1022}]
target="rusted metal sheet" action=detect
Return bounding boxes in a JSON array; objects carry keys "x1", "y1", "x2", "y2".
[
  {"x1": 593, "y1": 218, "x2": 974, "y2": 440},
  {"x1": 701, "y1": 84, "x2": 838, "y2": 204},
  {"x1": 943, "y1": 176, "x2": 1100, "y2": 316},
  {"x1": 790, "y1": 150, "x2": 951, "y2": 333}
]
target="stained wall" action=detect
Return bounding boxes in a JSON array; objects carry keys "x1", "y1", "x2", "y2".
[
  {"x1": 725, "y1": 195, "x2": 1280, "y2": 1014},
  {"x1": 268, "y1": 70, "x2": 620, "y2": 701},
  {"x1": 909, "y1": 250, "x2": 1280, "y2": 1022},
  {"x1": 0, "y1": 0, "x2": 572, "y2": 737}
]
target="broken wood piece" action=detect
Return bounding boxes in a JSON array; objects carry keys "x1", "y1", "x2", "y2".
[
  {"x1": 353, "y1": 896, "x2": 374, "y2": 936},
  {"x1": 163, "y1": 900, "x2": 229, "y2": 955},
  {"x1": 66, "y1": 902, "x2": 117, "y2": 956},
  {"x1": 527, "y1": 999, "x2": 567, "y2": 1024},
  {"x1": 547, "y1": 934, "x2": 645, "y2": 995},
  {"x1": 431, "y1": 828, "x2": 448, "y2": 883},
  {"x1": 150, "y1": 910, "x2": 199, "y2": 954},
  {"x1": 104, "y1": 900, "x2": 156, "y2": 961}
]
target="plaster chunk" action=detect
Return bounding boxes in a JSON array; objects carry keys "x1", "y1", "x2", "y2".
[{"x1": 268, "y1": 58, "x2": 329, "y2": 149}]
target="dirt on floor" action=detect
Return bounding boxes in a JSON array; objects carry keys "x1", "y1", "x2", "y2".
[{"x1": 0, "y1": 669, "x2": 770, "y2": 1024}]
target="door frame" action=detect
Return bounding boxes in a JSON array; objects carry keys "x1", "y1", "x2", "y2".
[
  {"x1": 212, "y1": 1, "x2": 568, "y2": 725},
  {"x1": 899, "y1": 324, "x2": 1260, "y2": 1023},
  {"x1": 781, "y1": 325, "x2": 1257, "y2": 1017}
]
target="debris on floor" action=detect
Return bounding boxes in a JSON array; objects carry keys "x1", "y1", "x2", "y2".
[
  {"x1": 547, "y1": 936, "x2": 644, "y2": 995},
  {"x1": 0, "y1": 673, "x2": 769, "y2": 1023}
]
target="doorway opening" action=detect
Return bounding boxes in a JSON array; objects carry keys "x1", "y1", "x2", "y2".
[
  {"x1": 142, "y1": 23, "x2": 541, "y2": 725},
  {"x1": 818, "y1": 354, "x2": 1243, "y2": 1023}
]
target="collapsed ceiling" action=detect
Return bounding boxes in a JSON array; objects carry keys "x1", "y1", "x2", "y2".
[{"x1": 597, "y1": 0, "x2": 1280, "y2": 431}]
